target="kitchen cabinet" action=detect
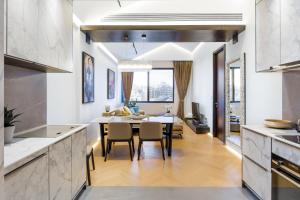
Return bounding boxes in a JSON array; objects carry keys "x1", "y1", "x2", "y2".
[
  {"x1": 280, "y1": 0, "x2": 300, "y2": 65},
  {"x1": 6, "y1": 0, "x2": 39, "y2": 61},
  {"x1": 71, "y1": 129, "x2": 87, "y2": 197},
  {"x1": 38, "y1": 0, "x2": 73, "y2": 71},
  {"x1": 242, "y1": 129, "x2": 271, "y2": 170},
  {"x1": 49, "y1": 137, "x2": 72, "y2": 200},
  {"x1": 256, "y1": 0, "x2": 281, "y2": 71},
  {"x1": 5, "y1": 154, "x2": 49, "y2": 200},
  {"x1": 5, "y1": 0, "x2": 73, "y2": 72},
  {"x1": 243, "y1": 156, "x2": 271, "y2": 200},
  {"x1": 241, "y1": 128, "x2": 272, "y2": 200}
]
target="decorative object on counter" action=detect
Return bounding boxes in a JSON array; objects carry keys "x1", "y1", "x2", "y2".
[
  {"x1": 105, "y1": 105, "x2": 110, "y2": 112},
  {"x1": 4, "y1": 107, "x2": 22, "y2": 144},
  {"x1": 82, "y1": 52, "x2": 95, "y2": 103},
  {"x1": 264, "y1": 119, "x2": 294, "y2": 129},
  {"x1": 107, "y1": 69, "x2": 115, "y2": 99}
]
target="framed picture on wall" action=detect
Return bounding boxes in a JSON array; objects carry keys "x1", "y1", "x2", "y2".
[
  {"x1": 82, "y1": 52, "x2": 95, "y2": 103},
  {"x1": 107, "y1": 69, "x2": 115, "y2": 99}
]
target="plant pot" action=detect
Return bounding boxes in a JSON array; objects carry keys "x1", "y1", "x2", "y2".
[{"x1": 4, "y1": 126, "x2": 15, "y2": 144}]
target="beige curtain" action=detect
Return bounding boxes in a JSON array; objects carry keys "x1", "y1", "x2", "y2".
[
  {"x1": 122, "y1": 72, "x2": 134, "y2": 105},
  {"x1": 174, "y1": 61, "x2": 193, "y2": 119}
]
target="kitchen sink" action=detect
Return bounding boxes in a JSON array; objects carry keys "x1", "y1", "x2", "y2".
[{"x1": 16, "y1": 125, "x2": 79, "y2": 138}]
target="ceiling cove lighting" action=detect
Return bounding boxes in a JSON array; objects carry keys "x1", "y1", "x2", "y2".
[
  {"x1": 118, "y1": 61, "x2": 152, "y2": 72},
  {"x1": 97, "y1": 43, "x2": 119, "y2": 64},
  {"x1": 73, "y1": 14, "x2": 83, "y2": 27},
  {"x1": 192, "y1": 42, "x2": 204, "y2": 55},
  {"x1": 134, "y1": 43, "x2": 193, "y2": 61}
]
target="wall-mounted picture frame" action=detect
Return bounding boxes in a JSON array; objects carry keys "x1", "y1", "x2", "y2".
[
  {"x1": 82, "y1": 52, "x2": 95, "y2": 103},
  {"x1": 107, "y1": 69, "x2": 115, "y2": 99}
]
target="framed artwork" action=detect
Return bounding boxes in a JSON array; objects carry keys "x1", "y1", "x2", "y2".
[
  {"x1": 82, "y1": 52, "x2": 95, "y2": 103},
  {"x1": 107, "y1": 69, "x2": 115, "y2": 99}
]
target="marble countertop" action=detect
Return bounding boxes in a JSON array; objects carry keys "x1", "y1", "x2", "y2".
[
  {"x1": 242, "y1": 125, "x2": 300, "y2": 149},
  {"x1": 4, "y1": 124, "x2": 88, "y2": 175}
]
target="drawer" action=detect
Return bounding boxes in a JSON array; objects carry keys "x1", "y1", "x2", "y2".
[
  {"x1": 272, "y1": 139, "x2": 300, "y2": 166},
  {"x1": 5, "y1": 154, "x2": 49, "y2": 200},
  {"x1": 242, "y1": 128, "x2": 271, "y2": 170},
  {"x1": 243, "y1": 156, "x2": 271, "y2": 200}
]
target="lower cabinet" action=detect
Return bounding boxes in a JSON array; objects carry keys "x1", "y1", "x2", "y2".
[
  {"x1": 71, "y1": 129, "x2": 87, "y2": 197},
  {"x1": 4, "y1": 154, "x2": 49, "y2": 200},
  {"x1": 242, "y1": 128, "x2": 272, "y2": 200},
  {"x1": 49, "y1": 137, "x2": 72, "y2": 200},
  {"x1": 243, "y1": 156, "x2": 271, "y2": 200}
]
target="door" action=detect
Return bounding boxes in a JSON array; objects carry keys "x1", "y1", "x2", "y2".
[{"x1": 213, "y1": 45, "x2": 226, "y2": 143}]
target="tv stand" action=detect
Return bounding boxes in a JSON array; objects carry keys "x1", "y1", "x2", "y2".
[{"x1": 185, "y1": 118, "x2": 210, "y2": 134}]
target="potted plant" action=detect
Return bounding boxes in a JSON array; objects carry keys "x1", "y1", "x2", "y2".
[{"x1": 4, "y1": 107, "x2": 22, "y2": 144}]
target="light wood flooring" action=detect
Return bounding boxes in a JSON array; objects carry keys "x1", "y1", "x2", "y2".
[{"x1": 90, "y1": 124, "x2": 242, "y2": 187}]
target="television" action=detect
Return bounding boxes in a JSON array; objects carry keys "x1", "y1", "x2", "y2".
[{"x1": 192, "y1": 102, "x2": 200, "y2": 120}]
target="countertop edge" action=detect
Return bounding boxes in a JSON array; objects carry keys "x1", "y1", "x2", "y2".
[{"x1": 242, "y1": 125, "x2": 300, "y2": 149}]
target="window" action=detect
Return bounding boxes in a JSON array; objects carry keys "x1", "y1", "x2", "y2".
[
  {"x1": 230, "y1": 67, "x2": 241, "y2": 103},
  {"x1": 130, "y1": 71, "x2": 148, "y2": 102},
  {"x1": 129, "y1": 69, "x2": 174, "y2": 103}
]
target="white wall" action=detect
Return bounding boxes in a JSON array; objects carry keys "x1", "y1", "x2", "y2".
[
  {"x1": 47, "y1": 23, "x2": 120, "y2": 145},
  {"x1": 192, "y1": 43, "x2": 224, "y2": 128},
  {"x1": 192, "y1": 0, "x2": 282, "y2": 128}
]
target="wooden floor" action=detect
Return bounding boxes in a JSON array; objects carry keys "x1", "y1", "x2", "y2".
[{"x1": 90, "y1": 124, "x2": 242, "y2": 187}]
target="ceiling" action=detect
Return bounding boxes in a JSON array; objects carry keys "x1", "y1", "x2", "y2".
[
  {"x1": 74, "y1": 0, "x2": 245, "y2": 62},
  {"x1": 101, "y1": 42, "x2": 200, "y2": 60}
]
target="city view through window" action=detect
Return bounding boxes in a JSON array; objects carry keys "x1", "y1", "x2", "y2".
[{"x1": 130, "y1": 69, "x2": 174, "y2": 102}]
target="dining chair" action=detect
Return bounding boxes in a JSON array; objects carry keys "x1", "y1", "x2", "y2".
[
  {"x1": 105, "y1": 122, "x2": 134, "y2": 162},
  {"x1": 138, "y1": 122, "x2": 165, "y2": 160},
  {"x1": 86, "y1": 145, "x2": 95, "y2": 185}
]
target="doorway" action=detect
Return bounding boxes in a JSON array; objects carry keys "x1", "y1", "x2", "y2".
[
  {"x1": 225, "y1": 53, "x2": 246, "y2": 148},
  {"x1": 213, "y1": 45, "x2": 226, "y2": 143}
]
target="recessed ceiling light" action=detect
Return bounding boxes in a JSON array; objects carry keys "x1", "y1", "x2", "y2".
[
  {"x1": 141, "y1": 33, "x2": 147, "y2": 40},
  {"x1": 123, "y1": 34, "x2": 129, "y2": 41}
]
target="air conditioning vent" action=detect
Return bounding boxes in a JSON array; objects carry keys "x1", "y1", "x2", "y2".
[{"x1": 101, "y1": 13, "x2": 243, "y2": 22}]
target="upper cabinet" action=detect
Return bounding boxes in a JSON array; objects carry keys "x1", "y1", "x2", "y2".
[
  {"x1": 256, "y1": 0, "x2": 300, "y2": 72},
  {"x1": 5, "y1": 0, "x2": 73, "y2": 73},
  {"x1": 281, "y1": 0, "x2": 300, "y2": 65},
  {"x1": 6, "y1": 0, "x2": 39, "y2": 62},
  {"x1": 256, "y1": 0, "x2": 281, "y2": 71}
]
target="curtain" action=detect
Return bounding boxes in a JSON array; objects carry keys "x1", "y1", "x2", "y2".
[
  {"x1": 122, "y1": 72, "x2": 134, "y2": 105},
  {"x1": 173, "y1": 61, "x2": 193, "y2": 119}
]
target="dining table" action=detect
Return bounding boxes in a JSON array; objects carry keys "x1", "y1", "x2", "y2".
[{"x1": 93, "y1": 115, "x2": 183, "y2": 157}]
